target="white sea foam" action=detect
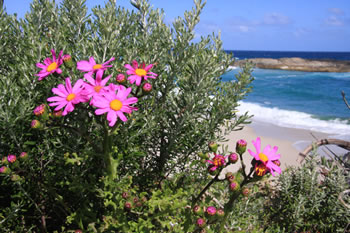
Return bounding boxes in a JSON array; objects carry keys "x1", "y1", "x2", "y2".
[
  {"x1": 227, "y1": 66, "x2": 238, "y2": 71},
  {"x1": 237, "y1": 101, "x2": 350, "y2": 135}
]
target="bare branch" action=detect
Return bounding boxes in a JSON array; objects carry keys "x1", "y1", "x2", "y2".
[{"x1": 341, "y1": 91, "x2": 350, "y2": 110}]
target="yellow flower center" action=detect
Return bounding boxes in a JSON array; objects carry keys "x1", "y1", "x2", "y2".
[
  {"x1": 135, "y1": 68, "x2": 147, "y2": 76},
  {"x1": 258, "y1": 153, "x2": 268, "y2": 163},
  {"x1": 47, "y1": 62, "x2": 58, "y2": 72},
  {"x1": 94, "y1": 85, "x2": 103, "y2": 93},
  {"x1": 66, "y1": 93, "x2": 76, "y2": 101},
  {"x1": 110, "y1": 99, "x2": 123, "y2": 111},
  {"x1": 93, "y1": 64, "x2": 103, "y2": 70}
]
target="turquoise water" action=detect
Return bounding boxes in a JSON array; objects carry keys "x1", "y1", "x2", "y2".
[{"x1": 222, "y1": 68, "x2": 350, "y2": 135}]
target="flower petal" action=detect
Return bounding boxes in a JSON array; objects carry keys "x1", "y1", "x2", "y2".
[{"x1": 107, "y1": 110, "x2": 117, "y2": 126}]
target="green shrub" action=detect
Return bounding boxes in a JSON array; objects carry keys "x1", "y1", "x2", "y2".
[
  {"x1": 265, "y1": 152, "x2": 350, "y2": 232},
  {"x1": 0, "y1": 0, "x2": 254, "y2": 231}
]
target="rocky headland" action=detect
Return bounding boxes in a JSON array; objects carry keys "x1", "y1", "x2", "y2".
[{"x1": 234, "y1": 57, "x2": 350, "y2": 72}]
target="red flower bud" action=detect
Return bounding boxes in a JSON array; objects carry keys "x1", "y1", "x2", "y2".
[{"x1": 236, "y1": 139, "x2": 247, "y2": 155}]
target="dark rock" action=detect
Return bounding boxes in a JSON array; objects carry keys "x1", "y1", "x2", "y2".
[{"x1": 234, "y1": 57, "x2": 350, "y2": 72}]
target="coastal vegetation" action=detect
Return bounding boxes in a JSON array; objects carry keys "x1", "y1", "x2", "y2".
[{"x1": 0, "y1": 0, "x2": 349, "y2": 232}]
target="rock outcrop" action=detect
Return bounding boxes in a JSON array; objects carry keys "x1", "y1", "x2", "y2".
[{"x1": 234, "y1": 57, "x2": 350, "y2": 72}]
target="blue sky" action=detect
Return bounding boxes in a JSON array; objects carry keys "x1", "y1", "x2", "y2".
[{"x1": 4, "y1": 0, "x2": 350, "y2": 52}]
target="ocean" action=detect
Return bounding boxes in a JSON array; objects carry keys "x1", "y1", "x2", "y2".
[{"x1": 222, "y1": 50, "x2": 350, "y2": 137}]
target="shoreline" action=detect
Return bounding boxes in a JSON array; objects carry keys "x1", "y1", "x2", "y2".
[
  {"x1": 221, "y1": 119, "x2": 337, "y2": 176},
  {"x1": 233, "y1": 57, "x2": 350, "y2": 72}
]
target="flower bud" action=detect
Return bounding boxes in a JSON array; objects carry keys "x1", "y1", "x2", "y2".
[
  {"x1": 11, "y1": 174, "x2": 21, "y2": 182},
  {"x1": 133, "y1": 197, "x2": 139, "y2": 203},
  {"x1": 33, "y1": 104, "x2": 46, "y2": 117},
  {"x1": 227, "y1": 175, "x2": 235, "y2": 183},
  {"x1": 74, "y1": 230, "x2": 83, "y2": 233},
  {"x1": 135, "y1": 201, "x2": 142, "y2": 207},
  {"x1": 225, "y1": 172, "x2": 233, "y2": 179},
  {"x1": 122, "y1": 192, "x2": 129, "y2": 199},
  {"x1": 208, "y1": 165, "x2": 218, "y2": 176},
  {"x1": 0, "y1": 166, "x2": 11, "y2": 174},
  {"x1": 7, "y1": 155, "x2": 16, "y2": 164},
  {"x1": 63, "y1": 54, "x2": 74, "y2": 69},
  {"x1": 206, "y1": 206, "x2": 217, "y2": 216},
  {"x1": 116, "y1": 74, "x2": 126, "y2": 84},
  {"x1": 235, "y1": 170, "x2": 244, "y2": 183},
  {"x1": 216, "y1": 209, "x2": 225, "y2": 217},
  {"x1": 198, "y1": 152, "x2": 209, "y2": 160},
  {"x1": 193, "y1": 205, "x2": 203, "y2": 215},
  {"x1": 19, "y1": 152, "x2": 28, "y2": 161},
  {"x1": 142, "y1": 83, "x2": 152, "y2": 93},
  {"x1": 208, "y1": 141, "x2": 218, "y2": 153},
  {"x1": 31, "y1": 120, "x2": 42, "y2": 129},
  {"x1": 242, "y1": 187, "x2": 250, "y2": 197},
  {"x1": 228, "y1": 153, "x2": 239, "y2": 164},
  {"x1": 141, "y1": 196, "x2": 148, "y2": 203},
  {"x1": 236, "y1": 139, "x2": 247, "y2": 155},
  {"x1": 229, "y1": 181, "x2": 240, "y2": 192},
  {"x1": 52, "y1": 110, "x2": 63, "y2": 118},
  {"x1": 124, "y1": 202, "x2": 132, "y2": 211},
  {"x1": 2, "y1": 157, "x2": 9, "y2": 165},
  {"x1": 196, "y1": 218, "x2": 206, "y2": 228}
]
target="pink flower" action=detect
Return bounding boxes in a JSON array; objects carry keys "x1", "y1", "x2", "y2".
[
  {"x1": 93, "y1": 84, "x2": 138, "y2": 126},
  {"x1": 124, "y1": 60, "x2": 157, "y2": 86},
  {"x1": 206, "y1": 154, "x2": 227, "y2": 172},
  {"x1": 77, "y1": 56, "x2": 115, "y2": 77},
  {"x1": 248, "y1": 137, "x2": 282, "y2": 176},
  {"x1": 255, "y1": 162, "x2": 268, "y2": 176},
  {"x1": 83, "y1": 71, "x2": 111, "y2": 105},
  {"x1": 47, "y1": 78, "x2": 88, "y2": 116},
  {"x1": 35, "y1": 49, "x2": 63, "y2": 81}
]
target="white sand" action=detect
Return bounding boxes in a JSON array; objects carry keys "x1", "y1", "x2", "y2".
[{"x1": 220, "y1": 120, "x2": 331, "y2": 176}]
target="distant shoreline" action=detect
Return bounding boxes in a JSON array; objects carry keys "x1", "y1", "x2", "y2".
[{"x1": 233, "y1": 57, "x2": 350, "y2": 72}]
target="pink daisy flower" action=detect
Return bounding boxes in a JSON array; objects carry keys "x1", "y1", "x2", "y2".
[
  {"x1": 93, "y1": 84, "x2": 138, "y2": 126},
  {"x1": 83, "y1": 71, "x2": 111, "y2": 105},
  {"x1": 47, "y1": 78, "x2": 88, "y2": 116},
  {"x1": 248, "y1": 137, "x2": 282, "y2": 176},
  {"x1": 206, "y1": 154, "x2": 227, "y2": 172},
  {"x1": 35, "y1": 49, "x2": 63, "y2": 81},
  {"x1": 77, "y1": 56, "x2": 115, "y2": 77},
  {"x1": 124, "y1": 60, "x2": 158, "y2": 86}
]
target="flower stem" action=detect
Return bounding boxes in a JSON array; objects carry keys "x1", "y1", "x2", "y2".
[
  {"x1": 218, "y1": 191, "x2": 241, "y2": 232},
  {"x1": 192, "y1": 171, "x2": 221, "y2": 206},
  {"x1": 103, "y1": 129, "x2": 116, "y2": 180},
  {"x1": 239, "y1": 153, "x2": 247, "y2": 179}
]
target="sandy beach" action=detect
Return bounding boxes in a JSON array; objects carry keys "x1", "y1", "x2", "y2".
[{"x1": 221, "y1": 119, "x2": 332, "y2": 176}]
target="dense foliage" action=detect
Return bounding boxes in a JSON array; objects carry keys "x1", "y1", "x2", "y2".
[{"x1": 0, "y1": 0, "x2": 348, "y2": 232}]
